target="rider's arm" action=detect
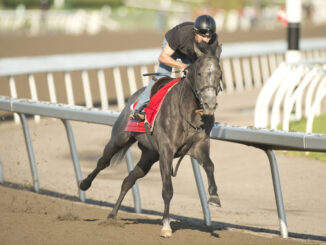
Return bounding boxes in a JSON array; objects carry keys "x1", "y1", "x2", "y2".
[{"x1": 158, "y1": 43, "x2": 188, "y2": 71}]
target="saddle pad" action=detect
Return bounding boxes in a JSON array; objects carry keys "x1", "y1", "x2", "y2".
[{"x1": 125, "y1": 77, "x2": 181, "y2": 132}]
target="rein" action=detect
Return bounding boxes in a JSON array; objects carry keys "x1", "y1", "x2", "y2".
[{"x1": 171, "y1": 78, "x2": 203, "y2": 177}]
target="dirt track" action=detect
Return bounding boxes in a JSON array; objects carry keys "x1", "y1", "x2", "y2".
[{"x1": 0, "y1": 26, "x2": 326, "y2": 244}]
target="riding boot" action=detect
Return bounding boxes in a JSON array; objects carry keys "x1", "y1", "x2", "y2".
[{"x1": 131, "y1": 103, "x2": 148, "y2": 121}]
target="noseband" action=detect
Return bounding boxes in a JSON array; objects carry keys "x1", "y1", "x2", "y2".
[
  {"x1": 188, "y1": 58, "x2": 223, "y2": 106},
  {"x1": 188, "y1": 80, "x2": 223, "y2": 107}
]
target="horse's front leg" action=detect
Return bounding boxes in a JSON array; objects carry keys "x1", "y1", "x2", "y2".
[
  {"x1": 192, "y1": 141, "x2": 221, "y2": 207},
  {"x1": 159, "y1": 148, "x2": 174, "y2": 238},
  {"x1": 202, "y1": 157, "x2": 221, "y2": 207}
]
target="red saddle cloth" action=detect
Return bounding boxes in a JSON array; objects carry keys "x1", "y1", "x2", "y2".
[{"x1": 125, "y1": 77, "x2": 181, "y2": 133}]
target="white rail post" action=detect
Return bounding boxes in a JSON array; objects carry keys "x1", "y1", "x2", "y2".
[
  {"x1": 314, "y1": 76, "x2": 326, "y2": 116},
  {"x1": 9, "y1": 75, "x2": 20, "y2": 124},
  {"x1": 47, "y1": 72, "x2": 57, "y2": 103},
  {"x1": 140, "y1": 65, "x2": 149, "y2": 87},
  {"x1": 295, "y1": 68, "x2": 317, "y2": 120},
  {"x1": 64, "y1": 72, "x2": 75, "y2": 106},
  {"x1": 127, "y1": 66, "x2": 137, "y2": 95},
  {"x1": 260, "y1": 55, "x2": 270, "y2": 82},
  {"x1": 306, "y1": 79, "x2": 326, "y2": 133},
  {"x1": 233, "y1": 58, "x2": 244, "y2": 92},
  {"x1": 97, "y1": 69, "x2": 109, "y2": 110},
  {"x1": 305, "y1": 73, "x2": 322, "y2": 118},
  {"x1": 113, "y1": 67, "x2": 125, "y2": 111},
  {"x1": 81, "y1": 70, "x2": 93, "y2": 108},
  {"x1": 222, "y1": 58, "x2": 234, "y2": 93},
  {"x1": 254, "y1": 63, "x2": 288, "y2": 128},
  {"x1": 268, "y1": 54, "x2": 277, "y2": 74},
  {"x1": 242, "y1": 57, "x2": 253, "y2": 90},
  {"x1": 276, "y1": 54, "x2": 284, "y2": 66},
  {"x1": 28, "y1": 74, "x2": 40, "y2": 123},
  {"x1": 252, "y1": 56, "x2": 262, "y2": 88},
  {"x1": 282, "y1": 67, "x2": 317, "y2": 130}
]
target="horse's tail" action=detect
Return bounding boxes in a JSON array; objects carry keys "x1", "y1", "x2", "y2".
[
  {"x1": 110, "y1": 87, "x2": 145, "y2": 165},
  {"x1": 110, "y1": 145, "x2": 130, "y2": 165}
]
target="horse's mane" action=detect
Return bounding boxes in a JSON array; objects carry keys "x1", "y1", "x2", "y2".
[
  {"x1": 194, "y1": 37, "x2": 222, "y2": 59},
  {"x1": 196, "y1": 41, "x2": 214, "y2": 55}
]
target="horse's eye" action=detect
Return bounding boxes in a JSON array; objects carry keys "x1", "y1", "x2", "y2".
[{"x1": 198, "y1": 73, "x2": 201, "y2": 76}]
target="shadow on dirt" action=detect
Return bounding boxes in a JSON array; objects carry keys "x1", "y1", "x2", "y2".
[{"x1": 3, "y1": 181, "x2": 326, "y2": 243}]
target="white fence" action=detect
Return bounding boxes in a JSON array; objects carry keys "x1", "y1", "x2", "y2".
[
  {"x1": 255, "y1": 59, "x2": 326, "y2": 133},
  {"x1": 1, "y1": 38, "x2": 326, "y2": 124}
]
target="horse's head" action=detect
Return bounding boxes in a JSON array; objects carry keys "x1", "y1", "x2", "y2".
[{"x1": 186, "y1": 41, "x2": 223, "y2": 115}]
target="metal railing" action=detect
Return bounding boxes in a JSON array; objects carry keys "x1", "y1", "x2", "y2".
[{"x1": 1, "y1": 96, "x2": 326, "y2": 238}]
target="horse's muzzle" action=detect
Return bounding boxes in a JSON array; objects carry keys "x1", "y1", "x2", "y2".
[
  {"x1": 202, "y1": 102, "x2": 217, "y2": 115},
  {"x1": 200, "y1": 87, "x2": 218, "y2": 115}
]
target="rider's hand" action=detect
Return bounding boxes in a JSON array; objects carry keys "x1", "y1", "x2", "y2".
[{"x1": 181, "y1": 64, "x2": 189, "y2": 76}]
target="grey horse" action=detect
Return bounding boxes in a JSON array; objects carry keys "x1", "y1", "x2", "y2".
[{"x1": 79, "y1": 41, "x2": 223, "y2": 237}]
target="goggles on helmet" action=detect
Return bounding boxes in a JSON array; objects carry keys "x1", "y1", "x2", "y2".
[{"x1": 196, "y1": 28, "x2": 214, "y2": 37}]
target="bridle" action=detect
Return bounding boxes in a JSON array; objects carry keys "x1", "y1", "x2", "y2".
[
  {"x1": 187, "y1": 65, "x2": 223, "y2": 108},
  {"x1": 189, "y1": 82, "x2": 222, "y2": 105},
  {"x1": 172, "y1": 73, "x2": 222, "y2": 177}
]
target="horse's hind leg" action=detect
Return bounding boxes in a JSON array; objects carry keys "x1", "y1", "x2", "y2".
[
  {"x1": 108, "y1": 148, "x2": 158, "y2": 219},
  {"x1": 79, "y1": 133, "x2": 134, "y2": 191}
]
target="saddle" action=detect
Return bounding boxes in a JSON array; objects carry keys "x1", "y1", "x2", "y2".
[
  {"x1": 150, "y1": 77, "x2": 175, "y2": 98},
  {"x1": 125, "y1": 77, "x2": 182, "y2": 133}
]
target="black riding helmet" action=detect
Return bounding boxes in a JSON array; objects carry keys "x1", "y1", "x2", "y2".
[{"x1": 194, "y1": 15, "x2": 216, "y2": 37}]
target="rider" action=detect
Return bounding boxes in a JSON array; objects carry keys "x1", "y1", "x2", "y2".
[{"x1": 133, "y1": 14, "x2": 219, "y2": 121}]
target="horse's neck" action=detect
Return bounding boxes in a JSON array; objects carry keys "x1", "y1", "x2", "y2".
[
  {"x1": 176, "y1": 79, "x2": 203, "y2": 127},
  {"x1": 181, "y1": 78, "x2": 200, "y2": 109}
]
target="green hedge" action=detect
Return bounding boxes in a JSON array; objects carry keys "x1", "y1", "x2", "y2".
[
  {"x1": 1, "y1": 0, "x2": 53, "y2": 8},
  {"x1": 285, "y1": 114, "x2": 326, "y2": 162},
  {"x1": 0, "y1": 0, "x2": 122, "y2": 8},
  {"x1": 65, "y1": 0, "x2": 123, "y2": 9}
]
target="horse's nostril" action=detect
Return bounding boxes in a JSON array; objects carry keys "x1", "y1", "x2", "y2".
[{"x1": 203, "y1": 102, "x2": 217, "y2": 109}]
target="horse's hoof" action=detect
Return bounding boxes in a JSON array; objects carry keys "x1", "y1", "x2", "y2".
[
  {"x1": 160, "y1": 229, "x2": 172, "y2": 238},
  {"x1": 208, "y1": 195, "x2": 221, "y2": 207},
  {"x1": 79, "y1": 179, "x2": 91, "y2": 191},
  {"x1": 107, "y1": 213, "x2": 116, "y2": 219}
]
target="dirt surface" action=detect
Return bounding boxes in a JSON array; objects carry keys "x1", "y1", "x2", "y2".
[
  {"x1": 0, "y1": 184, "x2": 322, "y2": 245},
  {"x1": 0, "y1": 26, "x2": 326, "y2": 244}
]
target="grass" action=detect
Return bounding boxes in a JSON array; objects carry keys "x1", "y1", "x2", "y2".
[{"x1": 284, "y1": 114, "x2": 326, "y2": 162}]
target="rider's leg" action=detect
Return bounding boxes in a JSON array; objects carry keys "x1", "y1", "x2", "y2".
[
  {"x1": 132, "y1": 42, "x2": 190, "y2": 121},
  {"x1": 134, "y1": 61, "x2": 172, "y2": 112}
]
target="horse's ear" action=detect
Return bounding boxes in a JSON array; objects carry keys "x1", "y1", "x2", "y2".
[{"x1": 216, "y1": 44, "x2": 222, "y2": 59}]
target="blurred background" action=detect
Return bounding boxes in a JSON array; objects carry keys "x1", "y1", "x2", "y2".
[{"x1": 0, "y1": 0, "x2": 325, "y2": 36}]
